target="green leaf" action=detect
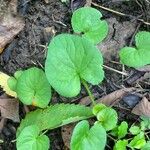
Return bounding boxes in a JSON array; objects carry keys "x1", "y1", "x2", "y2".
[
  {"x1": 8, "y1": 77, "x2": 17, "y2": 91},
  {"x1": 97, "y1": 107, "x2": 118, "y2": 131},
  {"x1": 71, "y1": 120, "x2": 106, "y2": 150},
  {"x1": 141, "y1": 141, "x2": 150, "y2": 150},
  {"x1": 119, "y1": 31, "x2": 150, "y2": 68},
  {"x1": 92, "y1": 104, "x2": 106, "y2": 116},
  {"x1": 17, "y1": 103, "x2": 93, "y2": 137},
  {"x1": 117, "y1": 121, "x2": 128, "y2": 139},
  {"x1": 129, "y1": 126, "x2": 141, "y2": 135},
  {"x1": 136, "y1": 31, "x2": 150, "y2": 50},
  {"x1": 71, "y1": 7, "x2": 108, "y2": 44},
  {"x1": 16, "y1": 67, "x2": 51, "y2": 108},
  {"x1": 45, "y1": 34, "x2": 104, "y2": 97},
  {"x1": 113, "y1": 140, "x2": 128, "y2": 150},
  {"x1": 141, "y1": 116, "x2": 150, "y2": 129},
  {"x1": 111, "y1": 121, "x2": 128, "y2": 139},
  {"x1": 17, "y1": 125, "x2": 49, "y2": 150},
  {"x1": 129, "y1": 132, "x2": 146, "y2": 149},
  {"x1": 14, "y1": 70, "x2": 23, "y2": 79}
]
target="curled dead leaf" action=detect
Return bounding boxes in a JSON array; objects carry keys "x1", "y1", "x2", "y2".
[{"x1": 132, "y1": 97, "x2": 150, "y2": 117}]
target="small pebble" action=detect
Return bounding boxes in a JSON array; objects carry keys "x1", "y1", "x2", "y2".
[{"x1": 122, "y1": 94, "x2": 141, "y2": 108}]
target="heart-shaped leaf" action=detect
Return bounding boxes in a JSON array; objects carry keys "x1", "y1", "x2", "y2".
[
  {"x1": 71, "y1": 120, "x2": 106, "y2": 150},
  {"x1": 97, "y1": 107, "x2": 118, "y2": 131},
  {"x1": 17, "y1": 125, "x2": 49, "y2": 150},
  {"x1": 71, "y1": 7, "x2": 108, "y2": 44},
  {"x1": 45, "y1": 34, "x2": 104, "y2": 97},
  {"x1": 16, "y1": 67, "x2": 51, "y2": 108},
  {"x1": 113, "y1": 140, "x2": 128, "y2": 150},
  {"x1": 119, "y1": 31, "x2": 150, "y2": 68}
]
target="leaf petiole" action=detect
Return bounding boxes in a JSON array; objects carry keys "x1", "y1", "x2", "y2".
[{"x1": 81, "y1": 79, "x2": 96, "y2": 106}]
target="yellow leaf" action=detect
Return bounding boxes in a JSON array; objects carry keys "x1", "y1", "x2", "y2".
[{"x1": 0, "y1": 72, "x2": 17, "y2": 98}]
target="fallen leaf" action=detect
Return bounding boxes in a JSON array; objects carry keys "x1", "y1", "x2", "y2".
[
  {"x1": 79, "y1": 88, "x2": 135, "y2": 106},
  {"x1": 132, "y1": 97, "x2": 150, "y2": 117},
  {"x1": 0, "y1": 0, "x2": 25, "y2": 53},
  {"x1": 61, "y1": 123, "x2": 75, "y2": 149},
  {"x1": 0, "y1": 94, "x2": 19, "y2": 122},
  {"x1": 98, "y1": 18, "x2": 137, "y2": 61},
  {"x1": 0, "y1": 72, "x2": 17, "y2": 97}
]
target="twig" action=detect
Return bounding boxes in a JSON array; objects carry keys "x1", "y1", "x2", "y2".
[
  {"x1": 103, "y1": 65, "x2": 128, "y2": 76},
  {"x1": 52, "y1": 14, "x2": 67, "y2": 27},
  {"x1": 92, "y1": 2, "x2": 150, "y2": 26}
]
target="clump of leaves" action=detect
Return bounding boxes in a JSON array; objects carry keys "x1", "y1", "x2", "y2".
[
  {"x1": 71, "y1": 7, "x2": 108, "y2": 44},
  {"x1": 45, "y1": 34, "x2": 104, "y2": 97},
  {"x1": 8, "y1": 67, "x2": 51, "y2": 108},
  {"x1": 119, "y1": 31, "x2": 150, "y2": 68}
]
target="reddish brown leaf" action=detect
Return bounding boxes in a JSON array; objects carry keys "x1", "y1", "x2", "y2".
[
  {"x1": 0, "y1": 94, "x2": 20, "y2": 122},
  {"x1": 132, "y1": 97, "x2": 150, "y2": 117}
]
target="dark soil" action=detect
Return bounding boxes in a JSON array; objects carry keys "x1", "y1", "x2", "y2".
[{"x1": 0, "y1": 0, "x2": 150, "y2": 149}]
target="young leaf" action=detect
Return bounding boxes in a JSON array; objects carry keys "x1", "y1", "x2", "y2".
[
  {"x1": 45, "y1": 34, "x2": 104, "y2": 97},
  {"x1": 16, "y1": 67, "x2": 51, "y2": 108},
  {"x1": 129, "y1": 132, "x2": 146, "y2": 149},
  {"x1": 0, "y1": 72, "x2": 17, "y2": 97},
  {"x1": 111, "y1": 121, "x2": 128, "y2": 139},
  {"x1": 141, "y1": 141, "x2": 150, "y2": 150},
  {"x1": 71, "y1": 120, "x2": 106, "y2": 150},
  {"x1": 97, "y1": 107, "x2": 118, "y2": 131},
  {"x1": 92, "y1": 104, "x2": 106, "y2": 116},
  {"x1": 71, "y1": 7, "x2": 108, "y2": 44},
  {"x1": 119, "y1": 31, "x2": 150, "y2": 68},
  {"x1": 117, "y1": 121, "x2": 128, "y2": 139},
  {"x1": 17, "y1": 103, "x2": 93, "y2": 137},
  {"x1": 141, "y1": 116, "x2": 150, "y2": 129},
  {"x1": 113, "y1": 140, "x2": 128, "y2": 150},
  {"x1": 129, "y1": 126, "x2": 141, "y2": 135},
  {"x1": 17, "y1": 125, "x2": 49, "y2": 150}
]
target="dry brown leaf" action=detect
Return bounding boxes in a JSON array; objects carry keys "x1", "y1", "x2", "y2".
[
  {"x1": 79, "y1": 88, "x2": 135, "y2": 106},
  {"x1": 0, "y1": 94, "x2": 19, "y2": 122},
  {"x1": 61, "y1": 123, "x2": 75, "y2": 149},
  {"x1": 97, "y1": 88, "x2": 135, "y2": 106},
  {"x1": 0, "y1": 0, "x2": 25, "y2": 53},
  {"x1": 132, "y1": 97, "x2": 150, "y2": 117}
]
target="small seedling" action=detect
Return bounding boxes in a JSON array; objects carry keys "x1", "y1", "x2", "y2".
[
  {"x1": 45, "y1": 34, "x2": 104, "y2": 97},
  {"x1": 119, "y1": 31, "x2": 150, "y2": 68},
  {"x1": 71, "y1": 7, "x2": 108, "y2": 44},
  {"x1": 8, "y1": 67, "x2": 51, "y2": 108}
]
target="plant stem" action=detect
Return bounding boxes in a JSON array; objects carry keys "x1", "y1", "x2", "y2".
[{"x1": 81, "y1": 79, "x2": 96, "y2": 106}]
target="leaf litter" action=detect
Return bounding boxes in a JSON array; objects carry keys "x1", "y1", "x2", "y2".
[
  {"x1": 0, "y1": 0, "x2": 25, "y2": 53},
  {"x1": 0, "y1": 94, "x2": 19, "y2": 122}
]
